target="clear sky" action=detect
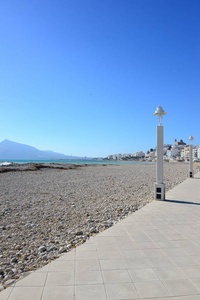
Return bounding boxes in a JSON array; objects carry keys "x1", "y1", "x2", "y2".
[{"x1": 0, "y1": 0, "x2": 199, "y2": 157}]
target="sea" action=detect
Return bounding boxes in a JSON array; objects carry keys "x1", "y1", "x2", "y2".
[{"x1": 0, "y1": 159, "x2": 154, "y2": 166}]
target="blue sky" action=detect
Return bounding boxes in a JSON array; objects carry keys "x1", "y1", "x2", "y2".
[{"x1": 0, "y1": 0, "x2": 199, "y2": 157}]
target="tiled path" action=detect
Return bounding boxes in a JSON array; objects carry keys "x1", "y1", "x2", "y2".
[{"x1": 1, "y1": 172, "x2": 200, "y2": 299}]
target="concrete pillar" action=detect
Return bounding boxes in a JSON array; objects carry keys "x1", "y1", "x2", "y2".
[
  {"x1": 189, "y1": 144, "x2": 193, "y2": 178},
  {"x1": 156, "y1": 126, "x2": 163, "y2": 184},
  {"x1": 154, "y1": 125, "x2": 165, "y2": 200}
]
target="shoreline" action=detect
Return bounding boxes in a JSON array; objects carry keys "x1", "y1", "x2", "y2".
[{"x1": 0, "y1": 162, "x2": 198, "y2": 290}]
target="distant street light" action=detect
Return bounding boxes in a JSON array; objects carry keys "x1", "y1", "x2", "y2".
[
  {"x1": 189, "y1": 135, "x2": 194, "y2": 178},
  {"x1": 154, "y1": 105, "x2": 166, "y2": 200}
]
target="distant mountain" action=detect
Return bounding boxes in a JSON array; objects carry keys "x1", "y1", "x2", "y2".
[{"x1": 0, "y1": 140, "x2": 81, "y2": 160}]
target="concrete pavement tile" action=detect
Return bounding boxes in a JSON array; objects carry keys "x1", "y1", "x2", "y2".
[
  {"x1": 134, "y1": 280, "x2": 170, "y2": 298},
  {"x1": 83, "y1": 237, "x2": 95, "y2": 244},
  {"x1": 0, "y1": 287, "x2": 13, "y2": 300},
  {"x1": 156, "y1": 240, "x2": 180, "y2": 248},
  {"x1": 146, "y1": 233, "x2": 169, "y2": 242},
  {"x1": 120, "y1": 249, "x2": 144, "y2": 258},
  {"x1": 135, "y1": 241, "x2": 159, "y2": 249},
  {"x1": 75, "y1": 284, "x2": 107, "y2": 300},
  {"x1": 175, "y1": 240, "x2": 197, "y2": 248},
  {"x1": 45, "y1": 271, "x2": 74, "y2": 286},
  {"x1": 124, "y1": 257, "x2": 151, "y2": 269},
  {"x1": 113, "y1": 236, "x2": 134, "y2": 244},
  {"x1": 191, "y1": 278, "x2": 200, "y2": 290},
  {"x1": 105, "y1": 283, "x2": 139, "y2": 299},
  {"x1": 8, "y1": 287, "x2": 43, "y2": 300},
  {"x1": 49, "y1": 260, "x2": 75, "y2": 272},
  {"x1": 163, "y1": 279, "x2": 200, "y2": 296},
  {"x1": 76, "y1": 243, "x2": 97, "y2": 251},
  {"x1": 171, "y1": 255, "x2": 199, "y2": 267},
  {"x1": 98, "y1": 250, "x2": 121, "y2": 260},
  {"x1": 100, "y1": 259, "x2": 126, "y2": 270},
  {"x1": 131, "y1": 234, "x2": 152, "y2": 242},
  {"x1": 15, "y1": 272, "x2": 47, "y2": 286},
  {"x1": 35, "y1": 264, "x2": 50, "y2": 272},
  {"x1": 75, "y1": 259, "x2": 100, "y2": 271},
  {"x1": 154, "y1": 267, "x2": 186, "y2": 280},
  {"x1": 116, "y1": 241, "x2": 139, "y2": 250},
  {"x1": 95, "y1": 237, "x2": 116, "y2": 246},
  {"x1": 183, "y1": 246, "x2": 200, "y2": 256},
  {"x1": 162, "y1": 248, "x2": 188, "y2": 257},
  {"x1": 98, "y1": 230, "x2": 112, "y2": 236},
  {"x1": 166, "y1": 234, "x2": 187, "y2": 241},
  {"x1": 75, "y1": 270, "x2": 103, "y2": 284},
  {"x1": 140, "y1": 298, "x2": 173, "y2": 300},
  {"x1": 128, "y1": 268, "x2": 159, "y2": 282},
  {"x1": 180, "y1": 266, "x2": 200, "y2": 278},
  {"x1": 147, "y1": 256, "x2": 175, "y2": 267},
  {"x1": 102, "y1": 270, "x2": 131, "y2": 283},
  {"x1": 41, "y1": 286, "x2": 74, "y2": 300},
  {"x1": 137, "y1": 224, "x2": 156, "y2": 230},
  {"x1": 172, "y1": 296, "x2": 200, "y2": 300},
  {"x1": 110, "y1": 228, "x2": 128, "y2": 236},
  {"x1": 192, "y1": 256, "x2": 200, "y2": 264},
  {"x1": 76, "y1": 250, "x2": 98, "y2": 260},
  {"x1": 141, "y1": 249, "x2": 166, "y2": 257},
  {"x1": 56, "y1": 251, "x2": 76, "y2": 261}
]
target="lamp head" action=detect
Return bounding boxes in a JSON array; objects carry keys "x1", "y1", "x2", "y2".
[
  {"x1": 189, "y1": 136, "x2": 194, "y2": 144},
  {"x1": 153, "y1": 105, "x2": 166, "y2": 125}
]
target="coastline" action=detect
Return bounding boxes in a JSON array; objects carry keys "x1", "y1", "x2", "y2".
[{"x1": 0, "y1": 162, "x2": 198, "y2": 290}]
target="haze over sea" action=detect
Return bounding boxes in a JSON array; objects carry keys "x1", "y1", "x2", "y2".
[{"x1": 0, "y1": 159, "x2": 154, "y2": 166}]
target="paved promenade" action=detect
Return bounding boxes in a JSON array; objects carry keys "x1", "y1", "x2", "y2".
[{"x1": 1, "y1": 172, "x2": 200, "y2": 300}]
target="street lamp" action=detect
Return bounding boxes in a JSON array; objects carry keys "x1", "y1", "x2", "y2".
[
  {"x1": 189, "y1": 135, "x2": 194, "y2": 178},
  {"x1": 154, "y1": 105, "x2": 166, "y2": 200}
]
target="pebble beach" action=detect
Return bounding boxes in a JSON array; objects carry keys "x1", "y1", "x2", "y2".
[{"x1": 0, "y1": 162, "x2": 197, "y2": 290}]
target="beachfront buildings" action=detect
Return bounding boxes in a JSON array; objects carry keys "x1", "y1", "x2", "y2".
[{"x1": 106, "y1": 138, "x2": 200, "y2": 162}]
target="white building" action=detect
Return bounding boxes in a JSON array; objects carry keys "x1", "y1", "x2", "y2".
[
  {"x1": 136, "y1": 151, "x2": 145, "y2": 158},
  {"x1": 198, "y1": 147, "x2": 200, "y2": 160},
  {"x1": 193, "y1": 147, "x2": 199, "y2": 161},
  {"x1": 149, "y1": 150, "x2": 156, "y2": 160}
]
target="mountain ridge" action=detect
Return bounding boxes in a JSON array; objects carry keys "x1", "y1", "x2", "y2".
[{"x1": 0, "y1": 140, "x2": 82, "y2": 160}]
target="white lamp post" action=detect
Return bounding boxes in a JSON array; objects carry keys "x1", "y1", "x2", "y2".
[
  {"x1": 189, "y1": 135, "x2": 194, "y2": 178},
  {"x1": 154, "y1": 105, "x2": 166, "y2": 200}
]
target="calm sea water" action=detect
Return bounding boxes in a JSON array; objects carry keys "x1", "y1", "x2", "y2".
[{"x1": 0, "y1": 159, "x2": 154, "y2": 166}]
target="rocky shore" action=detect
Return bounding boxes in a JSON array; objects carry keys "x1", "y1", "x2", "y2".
[{"x1": 0, "y1": 162, "x2": 197, "y2": 291}]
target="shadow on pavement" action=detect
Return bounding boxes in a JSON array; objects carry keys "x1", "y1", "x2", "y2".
[{"x1": 161, "y1": 199, "x2": 200, "y2": 206}]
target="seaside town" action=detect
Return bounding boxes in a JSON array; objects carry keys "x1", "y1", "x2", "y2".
[{"x1": 105, "y1": 138, "x2": 200, "y2": 162}]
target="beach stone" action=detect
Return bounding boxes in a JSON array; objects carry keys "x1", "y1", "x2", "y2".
[
  {"x1": 11, "y1": 257, "x2": 18, "y2": 263},
  {"x1": 38, "y1": 246, "x2": 46, "y2": 252},
  {"x1": 75, "y1": 230, "x2": 83, "y2": 236},
  {"x1": 4, "y1": 279, "x2": 15, "y2": 287},
  {"x1": 3, "y1": 275, "x2": 11, "y2": 281},
  {"x1": 90, "y1": 227, "x2": 97, "y2": 234},
  {"x1": 58, "y1": 247, "x2": 66, "y2": 254},
  {"x1": 0, "y1": 285, "x2": 4, "y2": 292}
]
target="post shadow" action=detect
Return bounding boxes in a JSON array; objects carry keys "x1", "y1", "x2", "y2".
[{"x1": 157, "y1": 198, "x2": 200, "y2": 206}]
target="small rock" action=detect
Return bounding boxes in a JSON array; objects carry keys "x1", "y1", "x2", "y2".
[
  {"x1": 42, "y1": 255, "x2": 48, "y2": 261},
  {"x1": 89, "y1": 227, "x2": 97, "y2": 233},
  {"x1": 4, "y1": 275, "x2": 11, "y2": 281},
  {"x1": 58, "y1": 247, "x2": 66, "y2": 254},
  {"x1": 38, "y1": 246, "x2": 46, "y2": 252},
  {"x1": 75, "y1": 230, "x2": 83, "y2": 236},
  {"x1": 4, "y1": 279, "x2": 15, "y2": 287},
  {"x1": 0, "y1": 284, "x2": 4, "y2": 292},
  {"x1": 15, "y1": 245, "x2": 21, "y2": 250}
]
